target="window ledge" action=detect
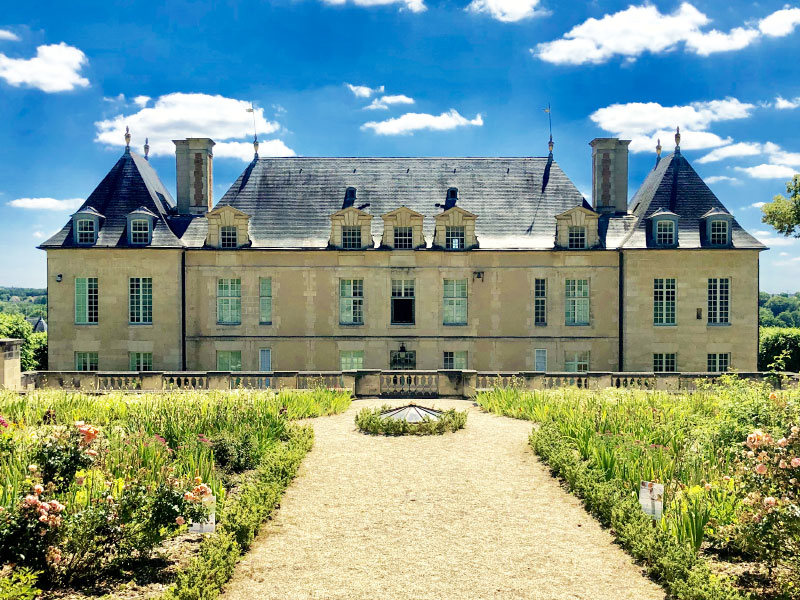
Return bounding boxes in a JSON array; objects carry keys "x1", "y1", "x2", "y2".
[
  {"x1": 74, "y1": 323, "x2": 98, "y2": 326},
  {"x1": 128, "y1": 323, "x2": 153, "y2": 327},
  {"x1": 534, "y1": 322, "x2": 548, "y2": 327},
  {"x1": 216, "y1": 322, "x2": 242, "y2": 326},
  {"x1": 565, "y1": 323, "x2": 590, "y2": 327},
  {"x1": 338, "y1": 322, "x2": 364, "y2": 327},
  {"x1": 707, "y1": 322, "x2": 731, "y2": 327},
  {"x1": 259, "y1": 322, "x2": 273, "y2": 326},
  {"x1": 389, "y1": 323, "x2": 416, "y2": 327},
  {"x1": 443, "y1": 322, "x2": 468, "y2": 327},
  {"x1": 653, "y1": 323, "x2": 677, "y2": 327}
]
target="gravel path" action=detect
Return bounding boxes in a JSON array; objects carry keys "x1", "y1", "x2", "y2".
[{"x1": 222, "y1": 399, "x2": 664, "y2": 600}]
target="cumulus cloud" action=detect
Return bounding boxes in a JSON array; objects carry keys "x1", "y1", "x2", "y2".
[
  {"x1": 0, "y1": 42, "x2": 89, "y2": 92},
  {"x1": 362, "y1": 109, "x2": 483, "y2": 135},
  {"x1": 364, "y1": 94, "x2": 415, "y2": 110},
  {"x1": 346, "y1": 83, "x2": 385, "y2": 98},
  {"x1": 133, "y1": 95, "x2": 150, "y2": 107},
  {"x1": 534, "y1": 3, "x2": 800, "y2": 65},
  {"x1": 754, "y1": 230, "x2": 800, "y2": 246},
  {"x1": 323, "y1": 0, "x2": 425, "y2": 13},
  {"x1": 466, "y1": 0, "x2": 544, "y2": 22},
  {"x1": 94, "y1": 92, "x2": 294, "y2": 160},
  {"x1": 704, "y1": 175, "x2": 738, "y2": 184},
  {"x1": 735, "y1": 164, "x2": 797, "y2": 179},
  {"x1": 8, "y1": 197, "x2": 84, "y2": 210},
  {"x1": 775, "y1": 96, "x2": 800, "y2": 109},
  {"x1": 751, "y1": 201, "x2": 766, "y2": 208},
  {"x1": 697, "y1": 142, "x2": 763, "y2": 163},
  {"x1": 0, "y1": 30, "x2": 19, "y2": 41}
]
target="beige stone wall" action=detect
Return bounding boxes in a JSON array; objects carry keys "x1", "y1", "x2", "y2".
[
  {"x1": 47, "y1": 249, "x2": 184, "y2": 371},
  {"x1": 622, "y1": 249, "x2": 760, "y2": 372},
  {"x1": 0, "y1": 340, "x2": 22, "y2": 390}
]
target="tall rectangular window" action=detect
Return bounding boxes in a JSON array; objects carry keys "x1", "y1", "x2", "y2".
[
  {"x1": 340, "y1": 350, "x2": 364, "y2": 370},
  {"x1": 568, "y1": 226, "x2": 586, "y2": 249},
  {"x1": 129, "y1": 352, "x2": 153, "y2": 371},
  {"x1": 443, "y1": 279, "x2": 467, "y2": 325},
  {"x1": 339, "y1": 279, "x2": 364, "y2": 325},
  {"x1": 259, "y1": 348, "x2": 272, "y2": 371},
  {"x1": 75, "y1": 277, "x2": 98, "y2": 324},
  {"x1": 77, "y1": 220, "x2": 96, "y2": 244},
  {"x1": 565, "y1": 279, "x2": 589, "y2": 325},
  {"x1": 656, "y1": 220, "x2": 675, "y2": 245},
  {"x1": 221, "y1": 226, "x2": 237, "y2": 248},
  {"x1": 131, "y1": 219, "x2": 150, "y2": 244},
  {"x1": 217, "y1": 278, "x2": 241, "y2": 324},
  {"x1": 534, "y1": 348, "x2": 547, "y2": 372},
  {"x1": 565, "y1": 351, "x2": 590, "y2": 372},
  {"x1": 341, "y1": 226, "x2": 362, "y2": 249},
  {"x1": 710, "y1": 221, "x2": 729, "y2": 246},
  {"x1": 653, "y1": 353, "x2": 676, "y2": 372},
  {"x1": 653, "y1": 278, "x2": 676, "y2": 325},
  {"x1": 443, "y1": 351, "x2": 467, "y2": 369},
  {"x1": 216, "y1": 350, "x2": 242, "y2": 371},
  {"x1": 394, "y1": 227, "x2": 413, "y2": 249},
  {"x1": 260, "y1": 277, "x2": 273, "y2": 324},
  {"x1": 129, "y1": 277, "x2": 153, "y2": 324},
  {"x1": 391, "y1": 279, "x2": 415, "y2": 324},
  {"x1": 534, "y1": 278, "x2": 547, "y2": 325},
  {"x1": 707, "y1": 353, "x2": 730, "y2": 372},
  {"x1": 75, "y1": 352, "x2": 98, "y2": 372},
  {"x1": 445, "y1": 226, "x2": 465, "y2": 249},
  {"x1": 707, "y1": 278, "x2": 730, "y2": 324}
]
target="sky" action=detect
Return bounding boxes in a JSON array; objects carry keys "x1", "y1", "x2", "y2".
[{"x1": 1, "y1": 0, "x2": 800, "y2": 291}]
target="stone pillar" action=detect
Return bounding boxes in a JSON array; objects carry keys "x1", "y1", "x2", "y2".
[
  {"x1": 0, "y1": 338, "x2": 23, "y2": 391},
  {"x1": 461, "y1": 370, "x2": 477, "y2": 398},
  {"x1": 140, "y1": 371, "x2": 165, "y2": 391},
  {"x1": 207, "y1": 371, "x2": 231, "y2": 390},
  {"x1": 354, "y1": 370, "x2": 382, "y2": 397}
]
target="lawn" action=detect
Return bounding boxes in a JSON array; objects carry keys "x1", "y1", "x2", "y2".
[
  {"x1": 477, "y1": 377, "x2": 800, "y2": 600},
  {"x1": 0, "y1": 387, "x2": 351, "y2": 599}
]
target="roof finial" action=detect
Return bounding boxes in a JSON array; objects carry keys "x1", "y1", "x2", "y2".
[
  {"x1": 544, "y1": 103, "x2": 553, "y2": 155},
  {"x1": 253, "y1": 133, "x2": 259, "y2": 159},
  {"x1": 655, "y1": 138, "x2": 662, "y2": 166},
  {"x1": 124, "y1": 126, "x2": 131, "y2": 152},
  {"x1": 548, "y1": 133, "x2": 554, "y2": 155},
  {"x1": 674, "y1": 126, "x2": 681, "y2": 154},
  {"x1": 143, "y1": 137, "x2": 150, "y2": 160}
]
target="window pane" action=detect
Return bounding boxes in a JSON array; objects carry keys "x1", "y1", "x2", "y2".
[
  {"x1": 394, "y1": 227, "x2": 413, "y2": 249},
  {"x1": 535, "y1": 348, "x2": 547, "y2": 371},
  {"x1": 708, "y1": 278, "x2": 730, "y2": 324},
  {"x1": 445, "y1": 226, "x2": 465, "y2": 249},
  {"x1": 711, "y1": 220, "x2": 728, "y2": 245},
  {"x1": 568, "y1": 226, "x2": 586, "y2": 249},
  {"x1": 534, "y1": 279, "x2": 547, "y2": 325},
  {"x1": 217, "y1": 350, "x2": 242, "y2": 371},
  {"x1": 260, "y1": 277, "x2": 272, "y2": 324},
  {"x1": 217, "y1": 279, "x2": 242, "y2": 324},
  {"x1": 391, "y1": 279, "x2": 415, "y2": 324},
  {"x1": 565, "y1": 351, "x2": 589, "y2": 372},
  {"x1": 653, "y1": 278, "x2": 675, "y2": 325},
  {"x1": 340, "y1": 350, "x2": 364, "y2": 370},
  {"x1": 259, "y1": 348, "x2": 272, "y2": 371},
  {"x1": 342, "y1": 226, "x2": 362, "y2": 249},
  {"x1": 565, "y1": 279, "x2": 589, "y2": 325},
  {"x1": 656, "y1": 220, "x2": 674, "y2": 245},
  {"x1": 75, "y1": 277, "x2": 98, "y2": 324},
  {"x1": 75, "y1": 352, "x2": 98, "y2": 371},
  {"x1": 129, "y1": 352, "x2": 153, "y2": 371},
  {"x1": 77, "y1": 220, "x2": 95, "y2": 244},
  {"x1": 221, "y1": 226, "x2": 237, "y2": 248},
  {"x1": 131, "y1": 219, "x2": 150, "y2": 244},
  {"x1": 129, "y1": 277, "x2": 153, "y2": 324},
  {"x1": 443, "y1": 279, "x2": 467, "y2": 325},
  {"x1": 340, "y1": 279, "x2": 364, "y2": 325}
]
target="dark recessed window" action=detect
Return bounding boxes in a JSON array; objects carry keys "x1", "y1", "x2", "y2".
[
  {"x1": 342, "y1": 226, "x2": 362, "y2": 249},
  {"x1": 710, "y1": 220, "x2": 728, "y2": 246},
  {"x1": 394, "y1": 227, "x2": 413, "y2": 249},
  {"x1": 390, "y1": 349, "x2": 416, "y2": 370},
  {"x1": 221, "y1": 226, "x2": 238, "y2": 248},
  {"x1": 391, "y1": 279, "x2": 415, "y2": 324},
  {"x1": 445, "y1": 226, "x2": 465, "y2": 249},
  {"x1": 568, "y1": 226, "x2": 586, "y2": 249}
]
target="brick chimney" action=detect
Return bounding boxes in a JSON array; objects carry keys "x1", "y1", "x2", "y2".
[
  {"x1": 589, "y1": 138, "x2": 630, "y2": 214},
  {"x1": 174, "y1": 138, "x2": 215, "y2": 215}
]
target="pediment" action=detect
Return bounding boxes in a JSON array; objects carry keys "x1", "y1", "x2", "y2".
[
  {"x1": 207, "y1": 205, "x2": 250, "y2": 219},
  {"x1": 555, "y1": 205, "x2": 598, "y2": 220},
  {"x1": 434, "y1": 206, "x2": 477, "y2": 221},
  {"x1": 382, "y1": 206, "x2": 424, "y2": 219},
  {"x1": 331, "y1": 206, "x2": 373, "y2": 219}
]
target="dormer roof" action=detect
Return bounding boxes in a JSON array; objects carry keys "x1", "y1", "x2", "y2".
[
  {"x1": 648, "y1": 208, "x2": 678, "y2": 218},
  {"x1": 435, "y1": 205, "x2": 477, "y2": 220},
  {"x1": 128, "y1": 206, "x2": 158, "y2": 218},
  {"x1": 382, "y1": 206, "x2": 424, "y2": 219},
  {"x1": 701, "y1": 207, "x2": 732, "y2": 218}
]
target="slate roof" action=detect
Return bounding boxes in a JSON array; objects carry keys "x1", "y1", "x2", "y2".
[
  {"x1": 623, "y1": 152, "x2": 765, "y2": 249},
  {"x1": 40, "y1": 149, "x2": 186, "y2": 249}
]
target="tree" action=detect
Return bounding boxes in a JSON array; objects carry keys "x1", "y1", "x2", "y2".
[
  {"x1": 759, "y1": 291, "x2": 770, "y2": 307},
  {"x1": 760, "y1": 307, "x2": 781, "y2": 327},
  {"x1": 762, "y1": 174, "x2": 800, "y2": 237},
  {"x1": 765, "y1": 295, "x2": 798, "y2": 316},
  {"x1": 0, "y1": 313, "x2": 47, "y2": 371}
]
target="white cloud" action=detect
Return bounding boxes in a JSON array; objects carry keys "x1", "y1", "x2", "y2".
[
  {"x1": 346, "y1": 83, "x2": 385, "y2": 98},
  {"x1": 362, "y1": 109, "x2": 483, "y2": 135},
  {"x1": 323, "y1": 0, "x2": 425, "y2": 12},
  {"x1": 704, "y1": 175, "x2": 738, "y2": 184},
  {"x1": 535, "y1": 3, "x2": 800, "y2": 65},
  {"x1": 32, "y1": 231, "x2": 45, "y2": 239},
  {"x1": 94, "y1": 92, "x2": 294, "y2": 160},
  {"x1": 0, "y1": 42, "x2": 89, "y2": 92},
  {"x1": 364, "y1": 94, "x2": 415, "y2": 110},
  {"x1": 133, "y1": 95, "x2": 150, "y2": 107},
  {"x1": 0, "y1": 30, "x2": 19, "y2": 42},
  {"x1": 754, "y1": 230, "x2": 800, "y2": 246},
  {"x1": 735, "y1": 164, "x2": 797, "y2": 179},
  {"x1": 780, "y1": 251, "x2": 789, "y2": 256},
  {"x1": 697, "y1": 142, "x2": 763, "y2": 163},
  {"x1": 466, "y1": 0, "x2": 544, "y2": 22},
  {"x1": 775, "y1": 95, "x2": 800, "y2": 109},
  {"x1": 751, "y1": 201, "x2": 766, "y2": 208},
  {"x1": 8, "y1": 197, "x2": 83, "y2": 211}
]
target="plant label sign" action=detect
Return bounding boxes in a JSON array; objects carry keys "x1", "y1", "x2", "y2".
[
  {"x1": 639, "y1": 481, "x2": 664, "y2": 520},
  {"x1": 190, "y1": 495, "x2": 216, "y2": 534}
]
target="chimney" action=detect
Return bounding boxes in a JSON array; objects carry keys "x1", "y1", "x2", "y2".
[
  {"x1": 174, "y1": 138, "x2": 215, "y2": 215},
  {"x1": 589, "y1": 138, "x2": 630, "y2": 214}
]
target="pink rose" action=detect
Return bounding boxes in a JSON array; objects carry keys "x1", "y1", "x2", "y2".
[
  {"x1": 778, "y1": 438, "x2": 789, "y2": 447},
  {"x1": 791, "y1": 457, "x2": 800, "y2": 468},
  {"x1": 755, "y1": 463, "x2": 768, "y2": 475},
  {"x1": 28, "y1": 464, "x2": 37, "y2": 473},
  {"x1": 763, "y1": 496, "x2": 777, "y2": 508},
  {"x1": 175, "y1": 516, "x2": 185, "y2": 525},
  {"x1": 780, "y1": 460, "x2": 789, "y2": 469},
  {"x1": 33, "y1": 484, "x2": 44, "y2": 495}
]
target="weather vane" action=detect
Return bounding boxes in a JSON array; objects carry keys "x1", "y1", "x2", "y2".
[
  {"x1": 544, "y1": 103, "x2": 553, "y2": 154},
  {"x1": 246, "y1": 104, "x2": 259, "y2": 157}
]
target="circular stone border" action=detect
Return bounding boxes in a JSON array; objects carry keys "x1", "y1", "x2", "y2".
[{"x1": 355, "y1": 404, "x2": 468, "y2": 436}]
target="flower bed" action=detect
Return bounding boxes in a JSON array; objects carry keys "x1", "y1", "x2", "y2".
[{"x1": 355, "y1": 405, "x2": 467, "y2": 435}]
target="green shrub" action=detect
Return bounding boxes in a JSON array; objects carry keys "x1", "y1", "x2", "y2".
[
  {"x1": 759, "y1": 327, "x2": 800, "y2": 372},
  {"x1": 355, "y1": 406, "x2": 467, "y2": 435},
  {"x1": 0, "y1": 568, "x2": 41, "y2": 600}
]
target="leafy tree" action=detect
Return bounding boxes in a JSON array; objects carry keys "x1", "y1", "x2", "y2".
[
  {"x1": 760, "y1": 307, "x2": 781, "y2": 327},
  {"x1": 762, "y1": 174, "x2": 800, "y2": 237},
  {"x1": 759, "y1": 291, "x2": 770, "y2": 307},
  {"x1": 0, "y1": 313, "x2": 47, "y2": 371},
  {"x1": 759, "y1": 327, "x2": 800, "y2": 371},
  {"x1": 765, "y1": 295, "x2": 797, "y2": 316}
]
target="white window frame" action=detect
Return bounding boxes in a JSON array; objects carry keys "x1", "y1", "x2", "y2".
[
  {"x1": 216, "y1": 350, "x2": 242, "y2": 371},
  {"x1": 707, "y1": 278, "x2": 730, "y2": 324},
  {"x1": 568, "y1": 226, "x2": 586, "y2": 249},
  {"x1": 394, "y1": 226, "x2": 413, "y2": 249},
  {"x1": 534, "y1": 278, "x2": 547, "y2": 326},
  {"x1": 656, "y1": 220, "x2": 675, "y2": 246},
  {"x1": 565, "y1": 351, "x2": 590, "y2": 372},
  {"x1": 534, "y1": 348, "x2": 547, "y2": 372},
  {"x1": 340, "y1": 350, "x2": 364, "y2": 370},
  {"x1": 653, "y1": 278, "x2": 676, "y2": 325},
  {"x1": 76, "y1": 219, "x2": 96, "y2": 244},
  {"x1": 217, "y1": 278, "x2": 242, "y2": 325},
  {"x1": 443, "y1": 279, "x2": 467, "y2": 325},
  {"x1": 260, "y1": 277, "x2": 273, "y2": 324},
  {"x1": 341, "y1": 226, "x2": 362, "y2": 250},
  {"x1": 75, "y1": 351, "x2": 98, "y2": 371},
  {"x1": 445, "y1": 226, "x2": 465, "y2": 249},
  {"x1": 129, "y1": 277, "x2": 153, "y2": 324},
  {"x1": 130, "y1": 219, "x2": 150, "y2": 244},
  {"x1": 443, "y1": 351, "x2": 467, "y2": 370},
  {"x1": 75, "y1": 277, "x2": 98, "y2": 325},
  {"x1": 565, "y1": 279, "x2": 590, "y2": 325},
  {"x1": 129, "y1": 352, "x2": 153, "y2": 371},
  {"x1": 339, "y1": 279, "x2": 364, "y2": 325},
  {"x1": 710, "y1": 220, "x2": 729, "y2": 246},
  {"x1": 220, "y1": 226, "x2": 238, "y2": 249}
]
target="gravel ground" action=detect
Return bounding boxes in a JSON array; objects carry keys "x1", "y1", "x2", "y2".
[{"x1": 222, "y1": 399, "x2": 665, "y2": 600}]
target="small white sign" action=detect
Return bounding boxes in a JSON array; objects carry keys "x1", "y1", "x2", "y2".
[
  {"x1": 638, "y1": 481, "x2": 664, "y2": 520},
  {"x1": 190, "y1": 495, "x2": 216, "y2": 534}
]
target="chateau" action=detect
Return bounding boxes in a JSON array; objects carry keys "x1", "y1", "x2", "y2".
[{"x1": 42, "y1": 130, "x2": 764, "y2": 374}]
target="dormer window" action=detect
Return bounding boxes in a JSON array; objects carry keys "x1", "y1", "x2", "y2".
[
  {"x1": 568, "y1": 226, "x2": 586, "y2": 249},
  {"x1": 394, "y1": 227, "x2": 413, "y2": 249},
  {"x1": 656, "y1": 220, "x2": 675, "y2": 245},
  {"x1": 342, "y1": 226, "x2": 362, "y2": 249},
  {"x1": 221, "y1": 226, "x2": 238, "y2": 248},
  {"x1": 445, "y1": 226, "x2": 465, "y2": 249},
  {"x1": 77, "y1": 219, "x2": 96, "y2": 244},
  {"x1": 710, "y1": 220, "x2": 728, "y2": 246},
  {"x1": 130, "y1": 219, "x2": 150, "y2": 244}
]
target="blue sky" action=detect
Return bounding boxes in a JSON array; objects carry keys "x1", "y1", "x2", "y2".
[{"x1": 2, "y1": 0, "x2": 800, "y2": 291}]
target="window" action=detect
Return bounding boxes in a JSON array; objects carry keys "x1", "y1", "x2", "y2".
[
  {"x1": 707, "y1": 353, "x2": 730, "y2": 372},
  {"x1": 216, "y1": 350, "x2": 242, "y2": 371},
  {"x1": 534, "y1": 279, "x2": 547, "y2": 325},
  {"x1": 129, "y1": 352, "x2": 153, "y2": 371},
  {"x1": 565, "y1": 351, "x2": 590, "y2": 372},
  {"x1": 391, "y1": 279, "x2": 415, "y2": 324},
  {"x1": 443, "y1": 351, "x2": 467, "y2": 369},
  {"x1": 221, "y1": 226, "x2": 238, "y2": 248},
  {"x1": 390, "y1": 350, "x2": 416, "y2": 370},
  {"x1": 394, "y1": 227, "x2": 413, "y2": 249},
  {"x1": 535, "y1": 349, "x2": 547, "y2": 372},
  {"x1": 445, "y1": 226, "x2": 465, "y2": 249},
  {"x1": 653, "y1": 278, "x2": 676, "y2": 325},
  {"x1": 75, "y1": 277, "x2": 98, "y2": 324},
  {"x1": 653, "y1": 353, "x2": 676, "y2": 372},
  {"x1": 76, "y1": 219, "x2": 96, "y2": 244},
  {"x1": 131, "y1": 219, "x2": 150, "y2": 244},
  {"x1": 129, "y1": 277, "x2": 153, "y2": 324},
  {"x1": 568, "y1": 226, "x2": 586, "y2": 249},
  {"x1": 707, "y1": 278, "x2": 730, "y2": 324},
  {"x1": 259, "y1": 348, "x2": 272, "y2": 372},
  {"x1": 341, "y1": 226, "x2": 362, "y2": 249},
  {"x1": 217, "y1": 279, "x2": 241, "y2": 324},
  {"x1": 340, "y1": 350, "x2": 364, "y2": 370},
  {"x1": 339, "y1": 279, "x2": 364, "y2": 325},
  {"x1": 565, "y1": 279, "x2": 590, "y2": 325},
  {"x1": 260, "y1": 277, "x2": 272, "y2": 324},
  {"x1": 443, "y1": 279, "x2": 467, "y2": 325},
  {"x1": 656, "y1": 220, "x2": 675, "y2": 246},
  {"x1": 75, "y1": 352, "x2": 98, "y2": 372},
  {"x1": 710, "y1": 220, "x2": 729, "y2": 246}
]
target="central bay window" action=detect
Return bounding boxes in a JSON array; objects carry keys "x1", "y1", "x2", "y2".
[
  {"x1": 565, "y1": 279, "x2": 589, "y2": 325},
  {"x1": 340, "y1": 350, "x2": 364, "y2": 370},
  {"x1": 565, "y1": 351, "x2": 589, "y2": 372},
  {"x1": 653, "y1": 278, "x2": 676, "y2": 325},
  {"x1": 220, "y1": 226, "x2": 238, "y2": 249},
  {"x1": 129, "y1": 352, "x2": 153, "y2": 371},
  {"x1": 129, "y1": 277, "x2": 153, "y2": 324},
  {"x1": 394, "y1": 227, "x2": 413, "y2": 249},
  {"x1": 445, "y1": 226, "x2": 465, "y2": 249},
  {"x1": 260, "y1": 277, "x2": 273, "y2": 324},
  {"x1": 707, "y1": 353, "x2": 730, "y2": 372},
  {"x1": 443, "y1": 279, "x2": 467, "y2": 325},
  {"x1": 75, "y1": 277, "x2": 98, "y2": 324},
  {"x1": 75, "y1": 351, "x2": 98, "y2": 371},
  {"x1": 339, "y1": 279, "x2": 364, "y2": 325},
  {"x1": 708, "y1": 278, "x2": 730, "y2": 324},
  {"x1": 568, "y1": 226, "x2": 586, "y2": 249},
  {"x1": 341, "y1": 226, "x2": 362, "y2": 249},
  {"x1": 653, "y1": 353, "x2": 676, "y2": 372},
  {"x1": 391, "y1": 279, "x2": 415, "y2": 324},
  {"x1": 534, "y1": 278, "x2": 546, "y2": 325},
  {"x1": 217, "y1": 278, "x2": 241, "y2": 324},
  {"x1": 443, "y1": 351, "x2": 467, "y2": 369},
  {"x1": 216, "y1": 350, "x2": 241, "y2": 371}
]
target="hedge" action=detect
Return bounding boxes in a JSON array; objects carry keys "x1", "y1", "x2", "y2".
[
  {"x1": 759, "y1": 327, "x2": 800, "y2": 372},
  {"x1": 355, "y1": 406, "x2": 467, "y2": 435}
]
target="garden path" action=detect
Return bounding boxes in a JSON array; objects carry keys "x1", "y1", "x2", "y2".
[{"x1": 222, "y1": 399, "x2": 665, "y2": 600}]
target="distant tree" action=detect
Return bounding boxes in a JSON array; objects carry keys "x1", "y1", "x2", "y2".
[
  {"x1": 762, "y1": 174, "x2": 800, "y2": 237},
  {"x1": 777, "y1": 311, "x2": 797, "y2": 327},
  {"x1": 760, "y1": 307, "x2": 781, "y2": 327},
  {"x1": 759, "y1": 328, "x2": 800, "y2": 372},
  {"x1": 759, "y1": 291, "x2": 771, "y2": 307},
  {"x1": 765, "y1": 295, "x2": 798, "y2": 317}
]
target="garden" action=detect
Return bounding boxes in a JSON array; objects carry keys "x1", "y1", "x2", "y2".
[
  {"x1": 0, "y1": 387, "x2": 351, "y2": 600},
  {"x1": 478, "y1": 376, "x2": 800, "y2": 600}
]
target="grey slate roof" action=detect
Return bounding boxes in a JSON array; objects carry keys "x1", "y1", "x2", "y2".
[
  {"x1": 40, "y1": 149, "x2": 187, "y2": 249},
  {"x1": 623, "y1": 152, "x2": 765, "y2": 249}
]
